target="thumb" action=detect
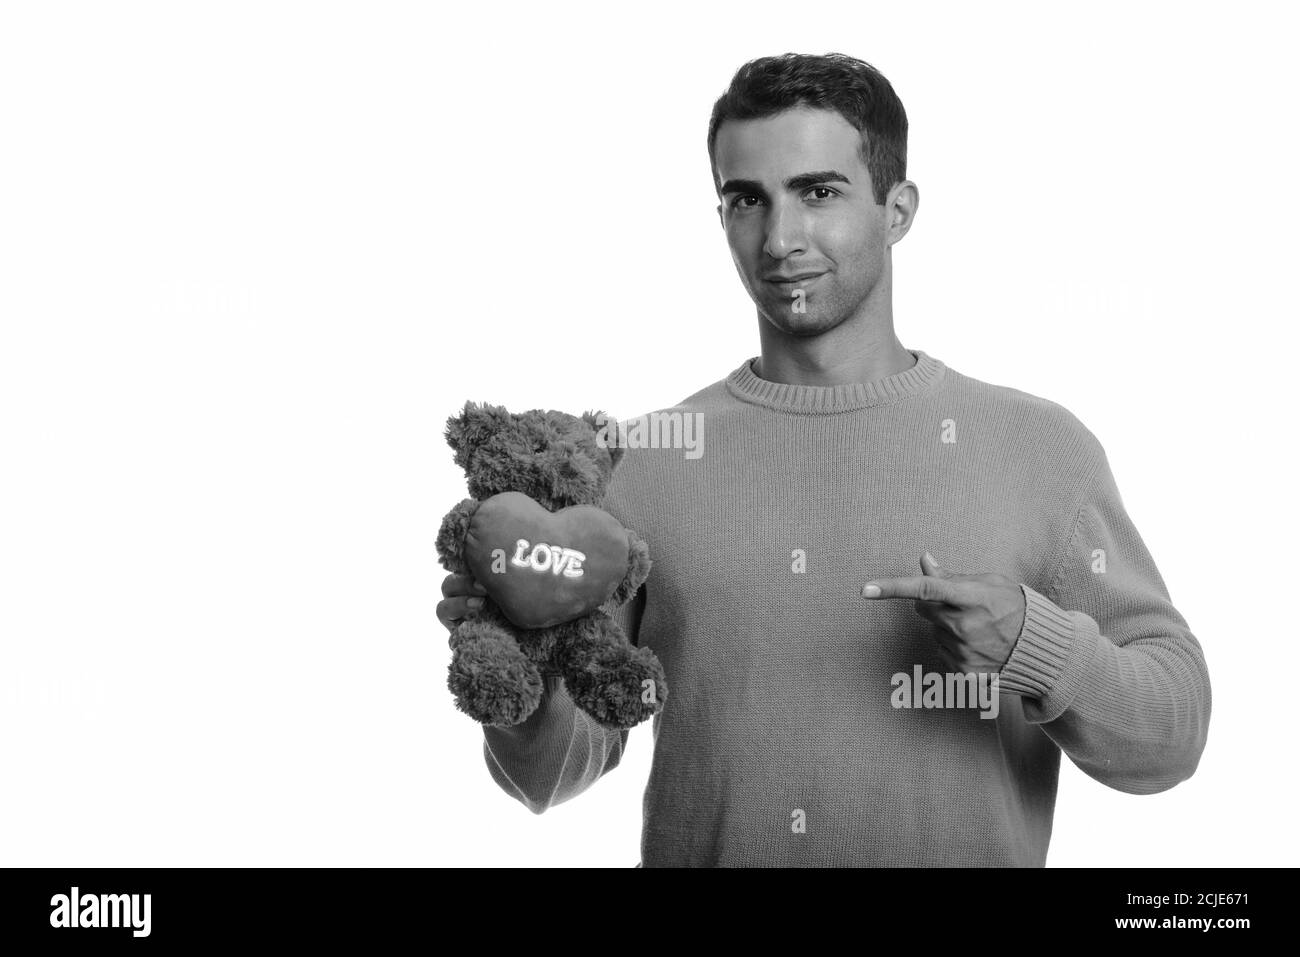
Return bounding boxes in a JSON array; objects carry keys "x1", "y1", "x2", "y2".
[{"x1": 920, "y1": 552, "x2": 948, "y2": 577}]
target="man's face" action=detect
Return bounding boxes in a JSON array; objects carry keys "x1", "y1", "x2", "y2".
[{"x1": 713, "y1": 106, "x2": 901, "y2": 337}]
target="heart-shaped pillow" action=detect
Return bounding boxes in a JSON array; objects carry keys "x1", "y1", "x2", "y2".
[{"x1": 463, "y1": 491, "x2": 630, "y2": 629}]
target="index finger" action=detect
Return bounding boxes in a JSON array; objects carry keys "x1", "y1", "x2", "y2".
[{"x1": 861, "y1": 576, "x2": 973, "y2": 605}]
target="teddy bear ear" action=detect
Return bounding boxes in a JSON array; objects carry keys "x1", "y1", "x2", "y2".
[
  {"x1": 445, "y1": 401, "x2": 511, "y2": 465},
  {"x1": 582, "y1": 409, "x2": 624, "y2": 468},
  {"x1": 444, "y1": 400, "x2": 483, "y2": 457},
  {"x1": 444, "y1": 402, "x2": 471, "y2": 453}
]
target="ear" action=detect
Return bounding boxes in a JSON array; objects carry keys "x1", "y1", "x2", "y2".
[
  {"x1": 885, "y1": 180, "x2": 920, "y2": 246},
  {"x1": 582, "y1": 409, "x2": 613, "y2": 446},
  {"x1": 445, "y1": 400, "x2": 509, "y2": 468},
  {"x1": 444, "y1": 401, "x2": 476, "y2": 456},
  {"x1": 716, "y1": 204, "x2": 724, "y2": 229},
  {"x1": 583, "y1": 409, "x2": 625, "y2": 470}
]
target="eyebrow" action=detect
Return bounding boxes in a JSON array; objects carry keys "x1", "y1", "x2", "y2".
[{"x1": 719, "y1": 170, "x2": 852, "y2": 197}]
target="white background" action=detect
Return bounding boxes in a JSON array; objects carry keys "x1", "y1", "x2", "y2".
[{"x1": 1, "y1": 0, "x2": 1295, "y2": 867}]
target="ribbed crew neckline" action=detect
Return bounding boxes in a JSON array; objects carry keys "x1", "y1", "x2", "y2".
[{"x1": 725, "y1": 349, "x2": 946, "y2": 414}]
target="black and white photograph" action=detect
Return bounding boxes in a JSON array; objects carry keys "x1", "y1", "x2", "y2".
[{"x1": 1, "y1": 0, "x2": 1294, "y2": 939}]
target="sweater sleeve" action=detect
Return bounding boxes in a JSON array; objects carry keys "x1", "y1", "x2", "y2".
[
  {"x1": 481, "y1": 584, "x2": 645, "y2": 814},
  {"x1": 997, "y1": 448, "x2": 1212, "y2": 795}
]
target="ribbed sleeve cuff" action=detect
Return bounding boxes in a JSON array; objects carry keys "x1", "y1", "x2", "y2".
[{"x1": 998, "y1": 583, "x2": 1101, "y2": 722}]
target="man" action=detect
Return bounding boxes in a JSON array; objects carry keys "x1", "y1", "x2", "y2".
[{"x1": 438, "y1": 52, "x2": 1211, "y2": 867}]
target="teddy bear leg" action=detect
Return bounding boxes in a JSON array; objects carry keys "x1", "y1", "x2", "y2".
[
  {"x1": 558, "y1": 614, "x2": 667, "y2": 730},
  {"x1": 447, "y1": 618, "x2": 545, "y2": 727}
]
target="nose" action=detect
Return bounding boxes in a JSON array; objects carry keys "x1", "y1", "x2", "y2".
[{"x1": 762, "y1": 198, "x2": 808, "y2": 260}]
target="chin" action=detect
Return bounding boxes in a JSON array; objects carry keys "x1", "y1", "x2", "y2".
[{"x1": 761, "y1": 306, "x2": 845, "y2": 338}]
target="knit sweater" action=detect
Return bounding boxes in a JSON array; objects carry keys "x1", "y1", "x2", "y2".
[{"x1": 480, "y1": 349, "x2": 1212, "y2": 867}]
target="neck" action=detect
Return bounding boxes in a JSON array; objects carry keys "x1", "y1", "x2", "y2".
[{"x1": 754, "y1": 306, "x2": 914, "y2": 388}]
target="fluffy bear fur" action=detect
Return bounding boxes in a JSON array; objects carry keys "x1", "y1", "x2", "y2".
[{"x1": 436, "y1": 401, "x2": 666, "y2": 729}]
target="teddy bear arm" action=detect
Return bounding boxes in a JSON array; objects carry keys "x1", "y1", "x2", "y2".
[
  {"x1": 435, "y1": 497, "x2": 480, "y2": 574},
  {"x1": 606, "y1": 528, "x2": 651, "y2": 606}
]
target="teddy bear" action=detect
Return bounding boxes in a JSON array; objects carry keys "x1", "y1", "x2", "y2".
[{"x1": 436, "y1": 401, "x2": 667, "y2": 730}]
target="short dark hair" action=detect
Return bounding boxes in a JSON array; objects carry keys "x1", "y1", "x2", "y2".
[{"x1": 707, "y1": 52, "x2": 908, "y2": 205}]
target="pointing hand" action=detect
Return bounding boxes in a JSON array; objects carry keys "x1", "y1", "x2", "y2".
[{"x1": 862, "y1": 552, "x2": 1027, "y2": 674}]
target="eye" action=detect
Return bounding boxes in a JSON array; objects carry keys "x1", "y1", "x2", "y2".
[
  {"x1": 805, "y1": 186, "x2": 840, "y2": 202},
  {"x1": 729, "y1": 194, "x2": 762, "y2": 210}
]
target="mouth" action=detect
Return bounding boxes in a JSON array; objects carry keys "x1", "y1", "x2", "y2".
[{"x1": 764, "y1": 272, "x2": 826, "y2": 289}]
